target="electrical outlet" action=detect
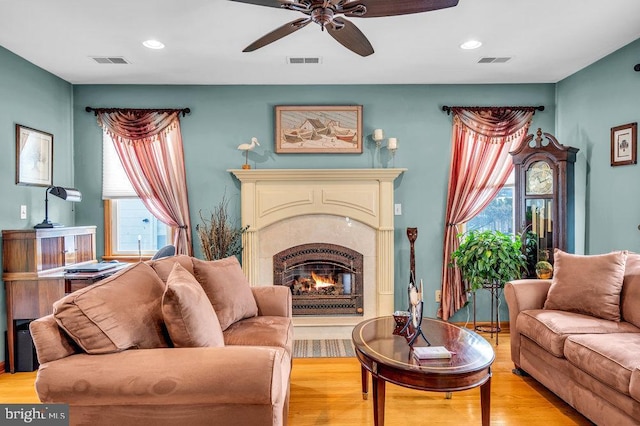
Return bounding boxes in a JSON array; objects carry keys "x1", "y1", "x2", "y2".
[
  {"x1": 435, "y1": 290, "x2": 442, "y2": 303},
  {"x1": 394, "y1": 203, "x2": 402, "y2": 215},
  {"x1": 20, "y1": 205, "x2": 27, "y2": 220}
]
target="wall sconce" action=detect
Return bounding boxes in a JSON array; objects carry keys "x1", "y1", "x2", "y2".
[
  {"x1": 34, "y1": 186, "x2": 82, "y2": 229},
  {"x1": 372, "y1": 129, "x2": 399, "y2": 166}
]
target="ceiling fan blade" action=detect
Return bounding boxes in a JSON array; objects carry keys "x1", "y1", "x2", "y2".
[
  {"x1": 346, "y1": 0, "x2": 459, "y2": 18},
  {"x1": 243, "y1": 18, "x2": 311, "y2": 52},
  {"x1": 326, "y1": 18, "x2": 374, "y2": 57},
  {"x1": 228, "y1": 0, "x2": 283, "y2": 9}
]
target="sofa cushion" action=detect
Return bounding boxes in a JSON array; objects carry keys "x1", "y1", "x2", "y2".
[
  {"x1": 223, "y1": 316, "x2": 293, "y2": 356},
  {"x1": 544, "y1": 249, "x2": 627, "y2": 321},
  {"x1": 162, "y1": 263, "x2": 225, "y2": 348},
  {"x1": 517, "y1": 309, "x2": 640, "y2": 357},
  {"x1": 622, "y1": 252, "x2": 640, "y2": 329},
  {"x1": 192, "y1": 257, "x2": 258, "y2": 330},
  {"x1": 631, "y1": 368, "x2": 640, "y2": 403},
  {"x1": 53, "y1": 262, "x2": 169, "y2": 354},
  {"x1": 150, "y1": 254, "x2": 195, "y2": 283},
  {"x1": 564, "y1": 333, "x2": 640, "y2": 395}
]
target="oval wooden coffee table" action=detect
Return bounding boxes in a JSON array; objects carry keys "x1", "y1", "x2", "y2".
[{"x1": 352, "y1": 316, "x2": 495, "y2": 426}]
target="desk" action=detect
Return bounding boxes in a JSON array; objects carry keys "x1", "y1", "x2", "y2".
[
  {"x1": 2, "y1": 226, "x2": 97, "y2": 373},
  {"x1": 64, "y1": 263, "x2": 129, "y2": 293}
]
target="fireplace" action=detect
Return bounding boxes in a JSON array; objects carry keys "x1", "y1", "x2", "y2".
[
  {"x1": 229, "y1": 168, "x2": 405, "y2": 339},
  {"x1": 273, "y1": 243, "x2": 363, "y2": 316}
]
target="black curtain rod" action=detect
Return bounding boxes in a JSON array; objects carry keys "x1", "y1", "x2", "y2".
[
  {"x1": 85, "y1": 107, "x2": 191, "y2": 117},
  {"x1": 441, "y1": 105, "x2": 544, "y2": 115}
]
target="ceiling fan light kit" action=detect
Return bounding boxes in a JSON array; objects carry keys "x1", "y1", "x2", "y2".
[{"x1": 232, "y1": 0, "x2": 459, "y2": 56}]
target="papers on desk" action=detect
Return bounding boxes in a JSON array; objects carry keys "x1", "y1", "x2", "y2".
[{"x1": 412, "y1": 346, "x2": 453, "y2": 360}]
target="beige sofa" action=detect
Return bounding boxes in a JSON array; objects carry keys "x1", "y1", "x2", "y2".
[
  {"x1": 505, "y1": 250, "x2": 640, "y2": 425},
  {"x1": 29, "y1": 255, "x2": 293, "y2": 426}
]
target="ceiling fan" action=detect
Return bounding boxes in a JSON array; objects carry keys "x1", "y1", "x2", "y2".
[{"x1": 230, "y1": 0, "x2": 459, "y2": 57}]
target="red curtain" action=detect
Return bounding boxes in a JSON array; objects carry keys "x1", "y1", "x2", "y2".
[
  {"x1": 439, "y1": 108, "x2": 535, "y2": 321},
  {"x1": 97, "y1": 110, "x2": 193, "y2": 256}
]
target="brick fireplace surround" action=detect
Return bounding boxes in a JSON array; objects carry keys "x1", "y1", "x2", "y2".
[{"x1": 230, "y1": 168, "x2": 406, "y2": 339}]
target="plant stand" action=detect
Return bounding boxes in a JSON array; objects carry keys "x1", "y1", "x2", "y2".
[{"x1": 472, "y1": 282, "x2": 501, "y2": 346}]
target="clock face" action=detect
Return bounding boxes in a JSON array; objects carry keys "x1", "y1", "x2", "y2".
[{"x1": 526, "y1": 161, "x2": 553, "y2": 195}]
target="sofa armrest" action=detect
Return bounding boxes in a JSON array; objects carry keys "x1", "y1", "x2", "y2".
[
  {"x1": 504, "y1": 279, "x2": 551, "y2": 369},
  {"x1": 36, "y1": 346, "x2": 290, "y2": 407},
  {"x1": 30, "y1": 315, "x2": 79, "y2": 364},
  {"x1": 252, "y1": 286, "x2": 292, "y2": 318}
]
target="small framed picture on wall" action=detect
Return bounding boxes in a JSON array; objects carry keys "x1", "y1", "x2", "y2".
[
  {"x1": 15, "y1": 124, "x2": 54, "y2": 186},
  {"x1": 611, "y1": 122, "x2": 637, "y2": 166}
]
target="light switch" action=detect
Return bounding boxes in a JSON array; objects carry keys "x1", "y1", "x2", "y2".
[
  {"x1": 394, "y1": 203, "x2": 402, "y2": 215},
  {"x1": 20, "y1": 205, "x2": 27, "y2": 219}
]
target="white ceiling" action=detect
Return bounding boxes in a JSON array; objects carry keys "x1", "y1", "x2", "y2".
[{"x1": 1, "y1": 0, "x2": 639, "y2": 85}]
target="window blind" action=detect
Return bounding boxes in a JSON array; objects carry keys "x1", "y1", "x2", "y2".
[{"x1": 102, "y1": 131, "x2": 136, "y2": 199}]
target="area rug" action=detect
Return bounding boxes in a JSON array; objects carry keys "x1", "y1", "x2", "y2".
[{"x1": 293, "y1": 339, "x2": 355, "y2": 358}]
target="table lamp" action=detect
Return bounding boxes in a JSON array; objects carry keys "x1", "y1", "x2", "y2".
[{"x1": 34, "y1": 186, "x2": 82, "y2": 228}]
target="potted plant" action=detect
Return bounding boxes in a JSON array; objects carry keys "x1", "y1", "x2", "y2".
[
  {"x1": 451, "y1": 229, "x2": 527, "y2": 292},
  {"x1": 196, "y1": 193, "x2": 248, "y2": 261},
  {"x1": 535, "y1": 249, "x2": 553, "y2": 279}
]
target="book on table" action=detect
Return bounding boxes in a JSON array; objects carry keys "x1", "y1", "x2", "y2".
[{"x1": 412, "y1": 346, "x2": 453, "y2": 360}]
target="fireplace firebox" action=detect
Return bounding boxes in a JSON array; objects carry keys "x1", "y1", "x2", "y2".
[{"x1": 273, "y1": 243, "x2": 363, "y2": 316}]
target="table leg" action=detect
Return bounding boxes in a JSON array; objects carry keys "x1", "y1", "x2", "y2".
[
  {"x1": 445, "y1": 392, "x2": 452, "y2": 399},
  {"x1": 372, "y1": 376, "x2": 386, "y2": 426},
  {"x1": 361, "y1": 365, "x2": 368, "y2": 400},
  {"x1": 480, "y1": 375, "x2": 491, "y2": 426}
]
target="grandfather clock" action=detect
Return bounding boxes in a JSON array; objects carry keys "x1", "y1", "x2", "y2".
[{"x1": 511, "y1": 128, "x2": 579, "y2": 276}]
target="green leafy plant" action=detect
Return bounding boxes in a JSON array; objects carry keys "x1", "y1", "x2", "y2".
[
  {"x1": 196, "y1": 193, "x2": 248, "y2": 261},
  {"x1": 451, "y1": 229, "x2": 527, "y2": 292}
]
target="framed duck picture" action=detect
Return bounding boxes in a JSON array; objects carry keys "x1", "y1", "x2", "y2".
[{"x1": 274, "y1": 105, "x2": 363, "y2": 154}]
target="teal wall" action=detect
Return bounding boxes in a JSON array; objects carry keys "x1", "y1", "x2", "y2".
[
  {"x1": 73, "y1": 84, "x2": 556, "y2": 326},
  {"x1": 557, "y1": 38, "x2": 640, "y2": 254},
  {"x1": 3, "y1": 36, "x2": 639, "y2": 365},
  {"x1": 0, "y1": 46, "x2": 74, "y2": 365}
]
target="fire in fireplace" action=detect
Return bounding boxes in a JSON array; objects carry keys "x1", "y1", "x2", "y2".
[{"x1": 273, "y1": 243, "x2": 363, "y2": 316}]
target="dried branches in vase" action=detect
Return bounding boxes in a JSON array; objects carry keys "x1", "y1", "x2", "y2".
[{"x1": 196, "y1": 194, "x2": 248, "y2": 261}]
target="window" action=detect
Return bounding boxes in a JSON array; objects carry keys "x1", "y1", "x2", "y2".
[
  {"x1": 103, "y1": 132, "x2": 171, "y2": 259},
  {"x1": 466, "y1": 171, "x2": 515, "y2": 234}
]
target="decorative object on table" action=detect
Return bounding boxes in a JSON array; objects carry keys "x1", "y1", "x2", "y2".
[
  {"x1": 15, "y1": 124, "x2": 53, "y2": 187},
  {"x1": 610, "y1": 122, "x2": 637, "y2": 166},
  {"x1": 407, "y1": 227, "x2": 418, "y2": 284},
  {"x1": 412, "y1": 346, "x2": 453, "y2": 360},
  {"x1": 450, "y1": 229, "x2": 527, "y2": 344},
  {"x1": 535, "y1": 249, "x2": 553, "y2": 279},
  {"x1": 392, "y1": 311, "x2": 410, "y2": 335},
  {"x1": 34, "y1": 186, "x2": 82, "y2": 229},
  {"x1": 274, "y1": 105, "x2": 362, "y2": 154},
  {"x1": 231, "y1": 0, "x2": 459, "y2": 56},
  {"x1": 511, "y1": 128, "x2": 579, "y2": 277},
  {"x1": 237, "y1": 137, "x2": 260, "y2": 169},
  {"x1": 401, "y1": 279, "x2": 430, "y2": 346},
  {"x1": 196, "y1": 192, "x2": 248, "y2": 261}
]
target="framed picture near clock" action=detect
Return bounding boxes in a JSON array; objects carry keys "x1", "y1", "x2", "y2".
[{"x1": 611, "y1": 122, "x2": 637, "y2": 166}]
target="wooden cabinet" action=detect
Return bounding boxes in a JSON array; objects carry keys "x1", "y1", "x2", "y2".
[{"x1": 2, "y1": 226, "x2": 96, "y2": 373}]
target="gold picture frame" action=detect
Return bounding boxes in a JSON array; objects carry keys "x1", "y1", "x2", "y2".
[
  {"x1": 611, "y1": 122, "x2": 637, "y2": 166},
  {"x1": 275, "y1": 105, "x2": 363, "y2": 154},
  {"x1": 15, "y1": 124, "x2": 53, "y2": 187}
]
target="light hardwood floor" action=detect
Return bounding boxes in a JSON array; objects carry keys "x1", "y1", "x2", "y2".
[{"x1": 0, "y1": 333, "x2": 593, "y2": 425}]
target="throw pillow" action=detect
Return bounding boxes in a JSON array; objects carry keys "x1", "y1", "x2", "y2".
[
  {"x1": 149, "y1": 254, "x2": 195, "y2": 283},
  {"x1": 192, "y1": 256, "x2": 258, "y2": 330},
  {"x1": 621, "y1": 252, "x2": 640, "y2": 328},
  {"x1": 543, "y1": 249, "x2": 628, "y2": 321},
  {"x1": 162, "y1": 263, "x2": 225, "y2": 347},
  {"x1": 53, "y1": 262, "x2": 170, "y2": 354}
]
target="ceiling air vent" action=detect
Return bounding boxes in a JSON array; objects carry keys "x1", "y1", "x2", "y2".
[
  {"x1": 91, "y1": 56, "x2": 130, "y2": 64},
  {"x1": 287, "y1": 57, "x2": 322, "y2": 65},
  {"x1": 478, "y1": 57, "x2": 512, "y2": 64}
]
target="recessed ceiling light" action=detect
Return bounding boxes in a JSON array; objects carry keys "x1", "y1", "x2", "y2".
[
  {"x1": 143, "y1": 39, "x2": 165, "y2": 50},
  {"x1": 460, "y1": 40, "x2": 482, "y2": 50}
]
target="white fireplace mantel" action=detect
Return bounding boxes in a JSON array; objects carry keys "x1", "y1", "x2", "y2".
[{"x1": 229, "y1": 168, "x2": 406, "y2": 336}]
